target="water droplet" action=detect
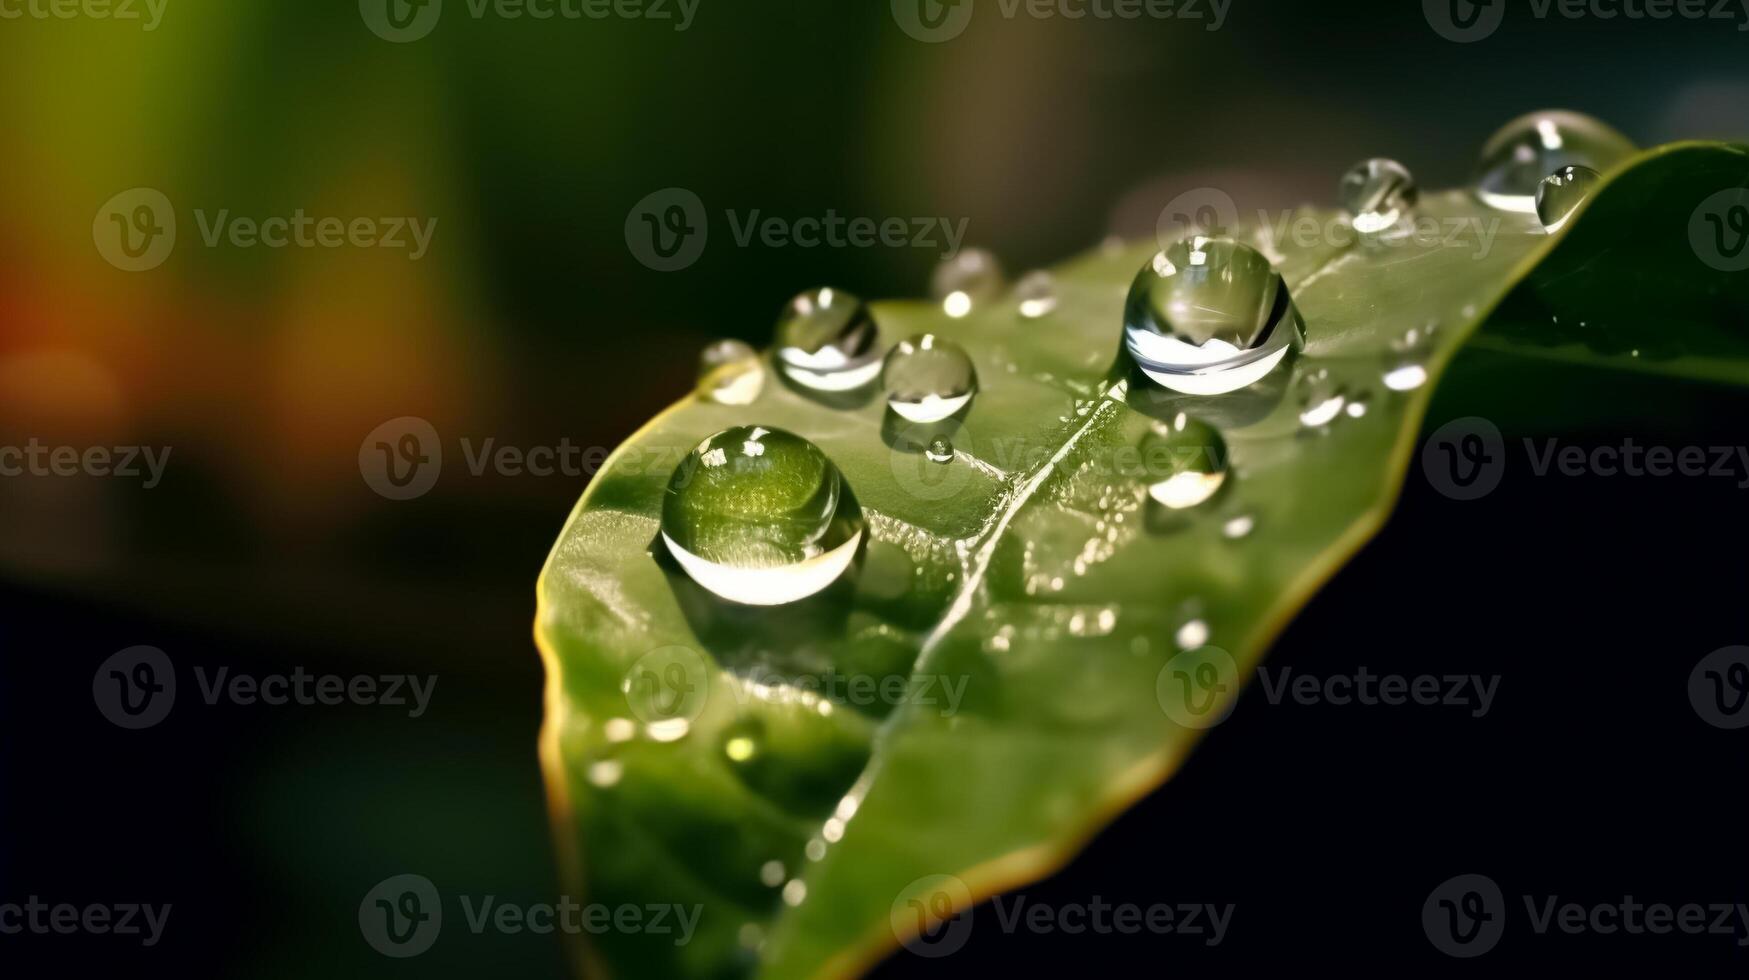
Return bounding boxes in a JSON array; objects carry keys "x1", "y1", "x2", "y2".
[
  {"x1": 1473, "y1": 110, "x2": 1635, "y2": 213},
  {"x1": 925, "y1": 436, "x2": 955, "y2": 464},
  {"x1": 1535, "y1": 165, "x2": 1601, "y2": 232},
  {"x1": 698, "y1": 339, "x2": 765, "y2": 405},
  {"x1": 882, "y1": 334, "x2": 977, "y2": 423},
  {"x1": 661, "y1": 426, "x2": 864, "y2": 606},
  {"x1": 1124, "y1": 236, "x2": 1303, "y2": 396},
  {"x1": 1345, "y1": 393, "x2": 1370, "y2": 418},
  {"x1": 759, "y1": 861, "x2": 786, "y2": 888},
  {"x1": 1222, "y1": 513, "x2": 1255, "y2": 539},
  {"x1": 603, "y1": 717, "x2": 636, "y2": 743},
  {"x1": 775, "y1": 287, "x2": 882, "y2": 391},
  {"x1": 1016, "y1": 270, "x2": 1059, "y2": 319},
  {"x1": 932, "y1": 248, "x2": 1004, "y2": 316},
  {"x1": 1383, "y1": 322, "x2": 1437, "y2": 391},
  {"x1": 781, "y1": 880, "x2": 808, "y2": 907},
  {"x1": 1138, "y1": 413, "x2": 1229, "y2": 510},
  {"x1": 587, "y1": 759, "x2": 623, "y2": 788},
  {"x1": 1175, "y1": 618, "x2": 1210, "y2": 650},
  {"x1": 1296, "y1": 369, "x2": 1347, "y2": 427},
  {"x1": 1339, "y1": 158, "x2": 1418, "y2": 234}
]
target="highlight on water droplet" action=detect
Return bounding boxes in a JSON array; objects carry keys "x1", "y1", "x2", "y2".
[
  {"x1": 1138, "y1": 413, "x2": 1229, "y2": 510},
  {"x1": 882, "y1": 334, "x2": 977, "y2": 423},
  {"x1": 1124, "y1": 236, "x2": 1303, "y2": 396},
  {"x1": 1382, "y1": 321, "x2": 1438, "y2": 392},
  {"x1": 1015, "y1": 270, "x2": 1059, "y2": 319},
  {"x1": 698, "y1": 339, "x2": 765, "y2": 405},
  {"x1": 932, "y1": 248, "x2": 1004, "y2": 318},
  {"x1": 775, "y1": 287, "x2": 882, "y2": 391},
  {"x1": 1221, "y1": 513, "x2": 1255, "y2": 539},
  {"x1": 925, "y1": 436, "x2": 954, "y2": 464},
  {"x1": 1339, "y1": 158, "x2": 1418, "y2": 234},
  {"x1": 1535, "y1": 165, "x2": 1601, "y2": 233},
  {"x1": 1296, "y1": 368, "x2": 1347, "y2": 428},
  {"x1": 660, "y1": 426, "x2": 864, "y2": 606},
  {"x1": 1473, "y1": 110, "x2": 1635, "y2": 214}
]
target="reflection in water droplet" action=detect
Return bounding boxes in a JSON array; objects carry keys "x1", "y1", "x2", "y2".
[
  {"x1": 661, "y1": 426, "x2": 864, "y2": 606},
  {"x1": 1176, "y1": 619, "x2": 1210, "y2": 650},
  {"x1": 932, "y1": 248, "x2": 1005, "y2": 316},
  {"x1": 1222, "y1": 513, "x2": 1255, "y2": 539},
  {"x1": 1384, "y1": 364, "x2": 1429, "y2": 391},
  {"x1": 1473, "y1": 110, "x2": 1635, "y2": 213},
  {"x1": 1124, "y1": 237, "x2": 1303, "y2": 395},
  {"x1": 1296, "y1": 369, "x2": 1348, "y2": 427},
  {"x1": 775, "y1": 287, "x2": 882, "y2": 391},
  {"x1": 1016, "y1": 270, "x2": 1059, "y2": 319},
  {"x1": 1536, "y1": 165, "x2": 1601, "y2": 232},
  {"x1": 1139, "y1": 413, "x2": 1229, "y2": 510},
  {"x1": 882, "y1": 334, "x2": 977, "y2": 423},
  {"x1": 698, "y1": 339, "x2": 765, "y2": 404},
  {"x1": 925, "y1": 437, "x2": 954, "y2": 464},
  {"x1": 1339, "y1": 158, "x2": 1418, "y2": 234}
]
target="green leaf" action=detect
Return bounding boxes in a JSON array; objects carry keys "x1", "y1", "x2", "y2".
[{"x1": 536, "y1": 142, "x2": 1749, "y2": 980}]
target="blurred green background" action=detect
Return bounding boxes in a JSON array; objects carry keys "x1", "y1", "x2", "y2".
[{"x1": 1, "y1": 0, "x2": 1746, "y2": 975}]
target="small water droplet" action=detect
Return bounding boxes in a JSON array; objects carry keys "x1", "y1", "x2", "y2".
[
  {"x1": 724, "y1": 734, "x2": 758, "y2": 762},
  {"x1": 1535, "y1": 165, "x2": 1601, "y2": 232},
  {"x1": 932, "y1": 248, "x2": 1004, "y2": 316},
  {"x1": 1124, "y1": 236, "x2": 1303, "y2": 396},
  {"x1": 1222, "y1": 513, "x2": 1255, "y2": 539},
  {"x1": 925, "y1": 436, "x2": 955, "y2": 464},
  {"x1": 781, "y1": 880, "x2": 807, "y2": 907},
  {"x1": 1345, "y1": 394, "x2": 1370, "y2": 418},
  {"x1": 1339, "y1": 158, "x2": 1418, "y2": 234},
  {"x1": 1296, "y1": 369, "x2": 1348, "y2": 427},
  {"x1": 760, "y1": 861, "x2": 786, "y2": 888},
  {"x1": 661, "y1": 426, "x2": 864, "y2": 606},
  {"x1": 882, "y1": 334, "x2": 977, "y2": 423},
  {"x1": 1473, "y1": 110, "x2": 1635, "y2": 213},
  {"x1": 698, "y1": 339, "x2": 765, "y2": 405},
  {"x1": 587, "y1": 759, "x2": 623, "y2": 788},
  {"x1": 775, "y1": 288, "x2": 882, "y2": 391},
  {"x1": 1382, "y1": 323, "x2": 1437, "y2": 391},
  {"x1": 1015, "y1": 270, "x2": 1059, "y2": 319},
  {"x1": 1138, "y1": 413, "x2": 1229, "y2": 510},
  {"x1": 1175, "y1": 618, "x2": 1210, "y2": 650}
]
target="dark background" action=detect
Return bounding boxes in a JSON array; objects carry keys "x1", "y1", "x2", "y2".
[{"x1": 2, "y1": 0, "x2": 1746, "y2": 975}]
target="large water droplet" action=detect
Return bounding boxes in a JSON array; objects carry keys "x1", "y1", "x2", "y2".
[
  {"x1": 1535, "y1": 165, "x2": 1601, "y2": 233},
  {"x1": 882, "y1": 333, "x2": 977, "y2": 423},
  {"x1": 1139, "y1": 413, "x2": 1229, "y2": 510},
  {"x1": 1124, "y1": 236, "x2": 1303, "y2": 396},
  {"x1": 661, "y1": 426, "x2": 864, "y2": 606},
  {"x1": 1473, "y1": 110, "x2": 1635, "y2": 214},
  {"x1": 1339, "y1": 158, "x2": 1418, "y2": 234},
  {"x1": 932, "y1": 248, "x2": 1004, "y2": 318},
  {"x1": 1015, "y1": 270, "x2": 1059, "y2": 319},
  {"x1": 698, "y1": 339, "x2": 765, "y2": 405},
  {"x1": 775, "y1": 288, "x2": 882, "y2": 391}
]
